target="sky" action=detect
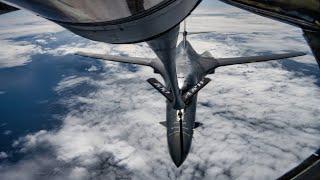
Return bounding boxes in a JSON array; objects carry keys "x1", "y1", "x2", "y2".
[
  {"x1": 0, "y1": 1, "x2": 320, "y2": 180},
  {"x1": 201, "y1": 0, "x2": 232, "y2": 9}
]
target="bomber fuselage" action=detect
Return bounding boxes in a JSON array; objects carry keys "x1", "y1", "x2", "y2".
[{"x1": 165, "y1": 40, "x2": 206, "y2": 166}]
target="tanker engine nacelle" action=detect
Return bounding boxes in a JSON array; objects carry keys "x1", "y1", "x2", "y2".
[{"x1": 2, "y1": 0, "x2": 202, "y2": 43}]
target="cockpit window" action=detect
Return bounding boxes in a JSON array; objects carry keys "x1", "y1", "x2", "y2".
[{"x1": 4, "y1": 0, "x2": 170, "y2": 23}]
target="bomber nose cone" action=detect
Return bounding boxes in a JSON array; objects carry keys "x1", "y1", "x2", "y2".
[{"x1": 168, "y1": 133, "x2": 192, "y2": 167}]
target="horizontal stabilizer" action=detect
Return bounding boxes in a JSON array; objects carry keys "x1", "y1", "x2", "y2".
[
  {"x1": 182, "y1": 78, "x2": 211, "y2": 102},
  {"x1": 194, "y1": 122, "x2": 203, "y2": 129},
  {"x1": 160, "y1": 122, "x2": 202, "y2": 129},
  {"x1": 76, "y1": 51, "x2": 164, "y2": 75},
  {"x1": 200, "y1": 51, "x2": 306, "y2": 75},
  {"x1": 0, "y1": 2, "x2": 18, "y2": 15},
  {"x1": 201, "y1": 51, "x2": 213, "y2": 58},
  {"x1": 147, "y1": 78, "x2": 173, "y2": 102},
  {"x1": 159, "y1": 121, "x2": 166, "y2": 127}
]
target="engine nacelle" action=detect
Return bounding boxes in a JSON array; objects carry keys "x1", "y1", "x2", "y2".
[{"x1": 2, "y1": 0, "x2": 202, "y2": 43}]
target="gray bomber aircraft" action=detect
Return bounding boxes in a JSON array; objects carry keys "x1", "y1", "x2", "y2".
[{"x1": 0, "y1": 0, "x2": 313, "y2": 172}]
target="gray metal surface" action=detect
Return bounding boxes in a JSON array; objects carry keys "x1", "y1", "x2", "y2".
[
  {"x1": 147, "y1": 26, "x2": 185, "y2": 109},
  {"x1": 199, "y1": 52, "x2": 306, "y2": 75},
  {"x1": 1, "y1": 0, "x2": 165, "y2": 23},
  {"x1": 278, "y1": 149, "x2": 320, "y2": 180},
  {"x1": 1, "y1": 0, "x2": 202, "y2": 43},
  {"x1": 0, "y1": 1, "x2": 18, "y2": 15},
  {"x1": 304, "y1": 31, "x2": 320, "y2": 68}
]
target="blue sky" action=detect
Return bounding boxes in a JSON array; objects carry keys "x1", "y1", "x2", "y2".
[
  {"x1": 201, "y1": 0, "x2": 227, "y2": 7},
  {"x1": 198, "y1": 0, "x2": 232, "y2": 10}
]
